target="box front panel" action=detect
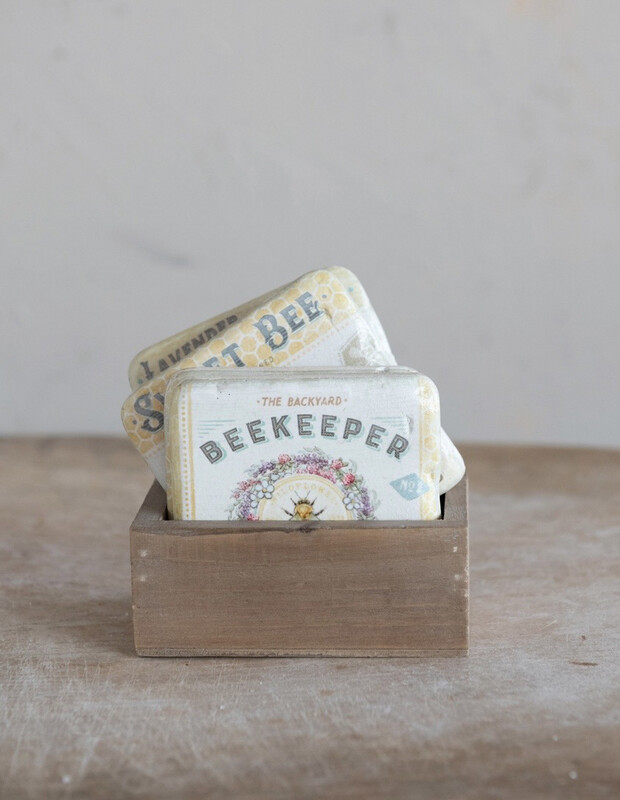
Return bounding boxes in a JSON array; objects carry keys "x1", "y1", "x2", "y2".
[{"x1": 131, "y1": 524, "x2": 468, "y2": 656}]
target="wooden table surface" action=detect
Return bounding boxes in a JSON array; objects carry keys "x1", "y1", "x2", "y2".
[{"x1": 1, "y1": 438, "x2": 619, "y2": 799}]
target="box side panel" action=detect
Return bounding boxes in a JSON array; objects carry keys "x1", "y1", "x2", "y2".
[
  {"x1": 131, "y1": 523, "x2": 468, "y2": 657},
  {"x1": 443, "y1": 473, "x2": 467, "y2": 524}
]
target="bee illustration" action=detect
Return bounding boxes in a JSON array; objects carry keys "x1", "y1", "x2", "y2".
[{"x1": 282, "y1": 493, "x2": 326, "y2": 521}]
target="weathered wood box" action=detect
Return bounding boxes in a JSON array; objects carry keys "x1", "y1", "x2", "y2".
[{"x1": 130, "y1": 475, "x2": 469, "y2": 657}]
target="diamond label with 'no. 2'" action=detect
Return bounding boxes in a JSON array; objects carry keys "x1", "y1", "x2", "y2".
[{"x1": 390, "y1": 473, "x2": 429, "y2": 500}]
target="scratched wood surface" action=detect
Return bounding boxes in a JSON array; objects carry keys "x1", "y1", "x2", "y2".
[{"x1": 1, "y1": 438, "x2": 618, "y2": 799}]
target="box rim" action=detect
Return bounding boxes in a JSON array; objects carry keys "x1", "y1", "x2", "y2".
[{"x1": 130, "y1": 474, "x2": 468, "y2": 537}]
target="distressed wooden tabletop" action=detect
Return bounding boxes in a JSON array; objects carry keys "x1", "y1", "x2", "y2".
[{"x1": 1, "y1": 438, "x2": 618, "y2": 799}]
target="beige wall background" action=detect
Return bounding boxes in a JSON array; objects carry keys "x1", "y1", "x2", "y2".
[{"x1": 2, "y1": 1, "x2": 618, "y2": 447}]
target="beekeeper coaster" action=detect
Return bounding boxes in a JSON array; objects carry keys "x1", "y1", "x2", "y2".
[{"x1": 165, "y1": 367, "x2": 441, "y2": 521}]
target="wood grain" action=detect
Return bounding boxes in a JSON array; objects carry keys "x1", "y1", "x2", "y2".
[
  {"x1": 131, "y1": 478, "x2": 468, "y2": 657},
  {"x1": 1, "y1": 438, "x2": 619, "y2": 799}
]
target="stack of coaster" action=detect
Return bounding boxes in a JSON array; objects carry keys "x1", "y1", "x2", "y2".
[{"x1": 121, "y1": 267, "x2": 464, "y2": 521}]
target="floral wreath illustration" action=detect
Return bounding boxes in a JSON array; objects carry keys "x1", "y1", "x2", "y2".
[{"x1": 226, "y1": 447, "x2": 378, "y2": 521}]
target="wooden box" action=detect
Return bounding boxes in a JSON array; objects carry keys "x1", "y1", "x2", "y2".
[{"x1": 130, "y1": 476, "x2": 469, "y2": 657}]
